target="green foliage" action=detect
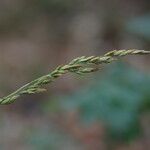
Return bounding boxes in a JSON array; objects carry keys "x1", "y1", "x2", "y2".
[
  {"x1": 126, "y1": 14, "x2": 150, "y2": 40},
  {"x1": 61, "y1": 63, "x2": 150, "y2": 141},
  {"x1": 25, "y1": 126, "x2": 82, "y2": 150}
]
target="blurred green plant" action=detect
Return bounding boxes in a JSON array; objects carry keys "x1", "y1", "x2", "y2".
[
  {"x1": 61, "y1": 62, "x2": 150, "y2": 141},
  {"x1": 25, "y1": 126, "x2": 82, "y2": 150},
  {"x1": 126, "y1": 14, "x2": 150, "y2": 40},
  {"x1": 0, "y1": 49, "x2": 149, "y2": 105}
]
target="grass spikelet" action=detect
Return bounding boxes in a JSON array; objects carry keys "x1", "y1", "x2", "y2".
[{"x1": 0, "y1": 49, "x2": 149, "y2": 105}]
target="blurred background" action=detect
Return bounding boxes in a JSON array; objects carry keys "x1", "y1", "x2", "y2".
[{"x1": 0, "y1": 0, "x2": 150, "y2": 149}]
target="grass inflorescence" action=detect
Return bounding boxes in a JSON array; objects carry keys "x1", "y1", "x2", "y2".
[{"x1": 0, "y1": 49, "x2": 149, "y2": 105}]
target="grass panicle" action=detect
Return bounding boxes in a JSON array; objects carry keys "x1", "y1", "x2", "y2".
[{"x1": 0, "y1": 49, "x2": 149, "y2": 105}]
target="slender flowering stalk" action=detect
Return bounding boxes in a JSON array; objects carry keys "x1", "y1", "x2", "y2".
[{"x1": 0, "y1": 49, "x2": 149, "y2": 105}]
